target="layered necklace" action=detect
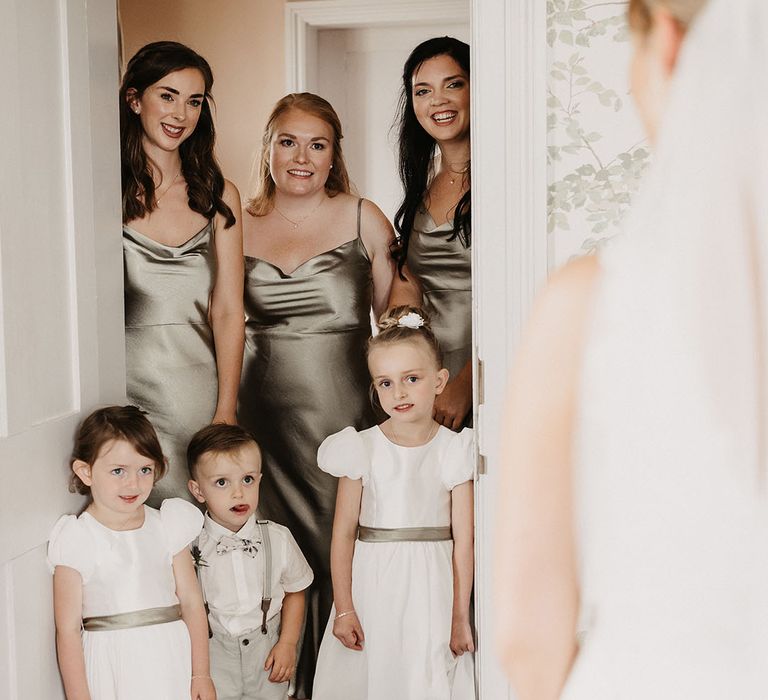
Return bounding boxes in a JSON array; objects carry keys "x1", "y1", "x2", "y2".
[
  {"x1": 446, "y1": 162, "x2": 469, "y2": 186},
  {"x1": 273, "y1": 196, "x2": 326, "y2": 229}
]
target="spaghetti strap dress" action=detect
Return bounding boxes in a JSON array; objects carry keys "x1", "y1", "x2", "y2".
[
  {"x1": 406, "y1": 208, "x2": 472, "y2": 423},
  {"x1": 238, "y1": 198, "x2": 376, "y2": 697},
  {"x1": 123, "y1": 221, "x2": 218, "y2": 505}
]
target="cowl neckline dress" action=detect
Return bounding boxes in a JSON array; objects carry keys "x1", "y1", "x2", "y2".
[
  {"x1": 239, "y1": 206, "x2": 377, "y2": 697},
  {"x1": 123, "y1": 221, "x2": 218, "y2": 505}
]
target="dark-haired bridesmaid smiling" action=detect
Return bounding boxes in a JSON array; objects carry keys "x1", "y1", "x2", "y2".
[{"x1": 389, "y1": 37, "x2": 473, "y2": 431}]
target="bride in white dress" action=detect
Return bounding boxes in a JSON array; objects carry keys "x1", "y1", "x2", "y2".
[{"x1": 495, "y1": 0, "x2": 768, "y2": 698}]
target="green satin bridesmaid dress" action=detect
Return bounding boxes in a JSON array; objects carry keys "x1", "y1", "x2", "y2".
[
  {"x1": 123, "y1": 221, "x2": 218, "y2": 505},
  {"x1": 406, "y1": 208, "x2": 472, "y2": 399},
  {"x1": 239, "y1": 199, "x2": 376, "y2": 698}
]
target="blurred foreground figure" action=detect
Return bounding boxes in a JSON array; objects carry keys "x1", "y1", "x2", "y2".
[{"x1": 495, "y1": 1, "x2": 768, "y2": 698}]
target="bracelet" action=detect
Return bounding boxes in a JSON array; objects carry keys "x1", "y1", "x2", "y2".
[
  {"x1": 334, "y1": 609, "x2": 356, "y2": 620},
  {"x1": 191, "y1": 675, "x2": 211, "y2": 680}
]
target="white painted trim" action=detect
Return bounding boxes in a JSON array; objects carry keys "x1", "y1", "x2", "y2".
[
  {"x1": 285, "y1": 0, "x2": 470, "y2": 91},
  {"x1": 472, "y1": 0, "x2": 547, "y2": 697}
]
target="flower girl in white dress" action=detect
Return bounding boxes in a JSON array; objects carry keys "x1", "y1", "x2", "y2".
[
  {"x1": 312, "y1": 307, "x2": 475, "y2": 699},
  {"x1": 48, "y1": 406, "x2": 213, "y2": 700}
]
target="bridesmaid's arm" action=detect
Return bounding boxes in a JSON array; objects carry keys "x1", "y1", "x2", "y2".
[
  {"x1": 495, "y1": 255, "x2": 599, "y2": 700},
  {"x1": 359, "y1": 199, "x2": 396, "y2": 318},
  {"x1": 174, "y1": 548, "x2": 216, "y2": 700},
  {"x1": 387, "y1": 263, "x2": 423, "y2": 310},
  {"x1": 210, "y1": 179, "x2": 245, "y2": 425},
  {"x1": 53, "y1": 566, "x2": 92, "y2": 700}
]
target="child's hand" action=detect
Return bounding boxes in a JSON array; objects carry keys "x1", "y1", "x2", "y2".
[
  {"x1": 264, "y1": 640, "x2": 296, "y2": 683},
  {"x1": 333, "y1": 611, "x2": 365, "y2": 651},
  {"x1": 191, "y1": 675, "x2": 216, "y2": 700},
  {"x1": 450, "y1": 618, "x2": 475, "y2": 657}
]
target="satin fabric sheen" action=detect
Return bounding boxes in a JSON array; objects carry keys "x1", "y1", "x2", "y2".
[
  {"x1": 239, "y1": 222, "x2": 376, "y2": 697},
  {"x1": 123, "y1": 222, "x2": 218, "y2": 505},
  {"x1": 406, "y1": 209, "x2": 472, "y2": 406}
]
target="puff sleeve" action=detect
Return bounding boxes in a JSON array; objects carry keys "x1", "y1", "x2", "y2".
[
  {"x1": 440, "y1": 428, "x2": 475, "y2": 490},
  {"x1": 317, "y1": 426, "x2": 370, "y2": 481},
  {"x1": 160, "y1": 498, "x2": 204, "y2": 555},
  {"x1": 47, "y1": 515, "x2": 95, "y2": 582}
]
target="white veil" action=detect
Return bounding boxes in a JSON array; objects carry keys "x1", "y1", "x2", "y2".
[{"x1": 571, "y1": 0, "x2": 768, "y2": 694}]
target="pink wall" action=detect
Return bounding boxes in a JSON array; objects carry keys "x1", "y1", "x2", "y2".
[{"x1": 119, "y1": 0, "x2": 287, "y2": 199}]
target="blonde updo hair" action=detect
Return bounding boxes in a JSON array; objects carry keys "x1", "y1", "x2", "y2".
[
  {"x1": 246, "y1": 93, "x2": 352, "y2": 216},
  {"x1": 367, "y1": 305, "x2": 444, "y2": 369},
  {"x1": 628, "y1": 0, "x2": 709, "y2": 33}
]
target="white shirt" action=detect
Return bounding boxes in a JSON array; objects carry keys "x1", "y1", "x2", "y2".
[{"x1": 196, "y1": 513, "x2": 313, "y2": 637}]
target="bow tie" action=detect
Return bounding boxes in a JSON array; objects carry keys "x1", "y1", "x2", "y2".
[{"x1": 215, "y1": 534, "x2": 260, "y2": 558}]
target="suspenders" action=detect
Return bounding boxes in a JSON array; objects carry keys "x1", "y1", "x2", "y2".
[
  {"x1": 256, "y1": 520, "x2": 272, "y2": 634},
  {"x1": 194, "y1": 520, "x2": 274, "y2": 637}
]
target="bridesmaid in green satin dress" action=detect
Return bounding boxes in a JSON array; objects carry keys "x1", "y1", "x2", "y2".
[
  {"x1": 120, "y1": 42, "x2": 244, "y2": 504},
  {"x1": 240, "y1": 93, "x2": 394, "y2": 698},
  {"x1": 390, "y1": 38, "x2": 473, "y2": 431}
]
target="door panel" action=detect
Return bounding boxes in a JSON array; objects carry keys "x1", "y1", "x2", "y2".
[{"x1": 0, "y1": 0, "x2": 124, "y2": 696}]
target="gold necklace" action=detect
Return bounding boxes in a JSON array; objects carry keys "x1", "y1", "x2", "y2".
[
  {"x1": 445, "y1": 163, "x2": 469, "y2": 186},
  {"x1": 390, "y1": 420, "x2": 438, "y2": 447},
  {"x1": 273, "y1": 197, "x2": 326, "y2": 229},
  {"x1": 155, "y1": 169, "x2": 181, "y2": 204}
]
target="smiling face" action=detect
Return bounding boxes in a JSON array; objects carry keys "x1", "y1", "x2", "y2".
[
  {"x1": 128, "y1": 67, "x2": 206, "y2": 156},
  {"x1": 368, "y1": 339, "x2": 449, "y2": 427},
  {"x1": 73, "y1": 439, "x2": 157, "y2": 527},
  {"x1": 411, "y1": 54, "x2": 470, "y2": 145},
  {"x1": 188, "y1": 443, "x2": 262, "y2": 532},
  {"x1": 267, "y1": 108, "x2": 334, "y2": 198}
]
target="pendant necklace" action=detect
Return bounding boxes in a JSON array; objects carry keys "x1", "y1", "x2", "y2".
[
  {"x1": 444, "y1": 159, "x2": 469, "y2": 186},
  {"x1": 390, "y1": 420, "x2": 438, "y2": 447},
  {"x1": 155, "y1": 168, "x2": 181, "y2": 204},
  {"x1": 273, "y1": 197, "x2": 326, "y2": 229}
]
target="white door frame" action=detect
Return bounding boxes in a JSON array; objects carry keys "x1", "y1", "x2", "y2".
[
  {"x1": 285, "y1": 0, "x2": 470, "y2": 92},
  {"x1": 471, "y1": 1, "x2": 548, "y2": 698},
  {"x1": 285, "y1": 2, "x2": 548, "y2": 697}
]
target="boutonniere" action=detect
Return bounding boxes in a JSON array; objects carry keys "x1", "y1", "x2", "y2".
[{"x1": 191, "y1": 544, "x2": 209, "y2": 570}]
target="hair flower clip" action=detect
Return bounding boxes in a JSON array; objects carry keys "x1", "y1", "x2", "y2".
[{"x1": 397, "y1": 312, "x2": 425, "y2": 329}]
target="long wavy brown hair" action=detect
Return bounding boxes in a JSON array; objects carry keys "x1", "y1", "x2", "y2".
[
  {"x1": 120, "y1": 41, "x2": 235, "y2": 228},
  {"x1": 246, "y1": 93, "x2": 351, "y2": 217}
]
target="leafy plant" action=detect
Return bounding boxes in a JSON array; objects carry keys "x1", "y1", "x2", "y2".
[{"x1": 547, "y1": 0, "x2": 649, "y2": 252}]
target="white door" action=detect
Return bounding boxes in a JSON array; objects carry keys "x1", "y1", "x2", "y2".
[
  {"x1": 0, "y1": 0, "x2": 124, "y2": 696},
  {"x1": 315, "y1": 22, "x2": 469, "y2": 221}
]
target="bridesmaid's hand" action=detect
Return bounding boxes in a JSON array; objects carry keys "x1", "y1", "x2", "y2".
[
  {"x1": 450, "y1": 618, "x2": 475, "y2": 657},
  {"x1": 433, "y1": 374, "x2": 472, "y2": 431},
  {"x1": 333, "y1": 612, "x2": 365, "y2": 651},
  {"x1": 191, "y1": 675, "x2": 216, "y2": 700}
]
